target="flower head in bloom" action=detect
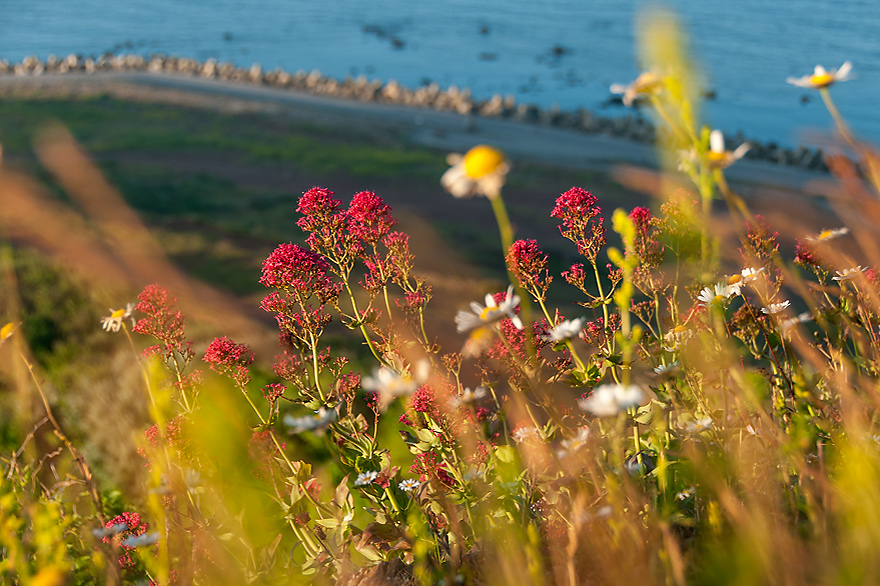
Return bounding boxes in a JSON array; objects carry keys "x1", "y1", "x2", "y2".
[
  {"x1": 761, "y1": 300, "x2": 791, "y2": 315},
  {"x1": 361, "y1": 359, "x2": 430, "y2": 411},
  {"x1": 399, "y1": 479, "x2": 421, "y2": 492},
  {"x1": 726, "y1": 267, "x2": 764, "y2": 295},
  {"x1": 663, "y1": 325, "x2": 692, "y2": 352},
  {"x1": 653, "y1": 361, "x2": 680, "y2": 377},
  {"x1": 551, "y1": 187, "x2": 605, "y2": 262},
  {"x1": 203, "y1": 336, "x2": 255, "y2": 387},
  {"x1": 449, "y1": 386, "x2": 488, "y2": 408},
  {"x1": 781, "y1": 311, "x2": 813, "y2": 332},
  {"x1": 511, "y1": 426, "x2": 540, "y2": 443},
  {"x1": 354, "y1": 470, "x2": 379, "y2": 487},
  {"x1": 441, "y1": 145, "x2": 510, "y2": 199},
  {"x1": 806, "y1": 227, "x2": 848, "y2": 242},
  {"x1": 609, "y1": 71, "x2": 663, "y2": 107},
  {"x1": 706, "y1": 130, "x2": 750, "y2": 169},
  {"x1": 103, "y1": 512, "x2": 149, "y2": 568},
  {"x1": 100, "y1": 302, "x2": 135, "y2": 333},
  {"x1": 346, "y1": 190, "x2": 396, "y2": 246},
  {"x1": 455, "y1": 285, "x2": 523, "y2": 334},
  {"x1": 543, "y1": 317, "x2": 587, "y2": 343},
  {"x1": 787, "y1": 62, "x2": 854, "y2": 89},
  {"x1": 697, "y1": 283, "x2": 735, "y2": 306},
  {"x1": 558, "y1": 427, "x2": 591, "y2": 458},
  {"x1": 506, "y1": 239, "x2": 552, "y2": 299},
  {"x1": 132, "y1": 284, "x2": 191, "y2": 359},
  {"x1": 833, "y1": 266, "x2": 866, "y2": 282},
  {"x1": 283, "y1": 407, "x2": 338, "y2": 434},
  {"x1": 578, "y1": 384, "x2": 646, "y2": 417},
  {"x1": 260, "y1": 243, "x2": 339, "y2": 302}
]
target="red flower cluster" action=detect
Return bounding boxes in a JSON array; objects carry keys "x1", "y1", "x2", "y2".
[
  {"x1": 410, "y1": 452, "x2": 455, "y2": 487},
  {"x1": 261, "y1": 382, "x2": 286, "y2": 404},
  {"x1": 794, "y1": 240, "x2": 822, "y2": 268},
  {"x1": 629, "y1": 206, "x2": 665, "y2": 268},
  {"x1": 132, "y1": 284, "x2": 192, "y2": 360},
  {"x1": 506, "y1": 239, "x2": 553, "y2": 300},
  {"x1": 347, "y1": 190, "x2": 396, "y2": 246},
  {"x1": 259, "y1": 243, "x2": 339, "y2": 302},
  {"x1": 203, "y1": 336, "x2": 254, "y2": 387},
  {"x1": 103, "y1": 512, "x2": 149, "y2": 569},
  {"x1": 551, "y1": 187, "x2": 606, "y2": 262}
]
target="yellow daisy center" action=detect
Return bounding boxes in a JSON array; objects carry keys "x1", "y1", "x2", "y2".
[
  {"x1": 110, "y1": 308, "x2": 126, "y2": 319},
  {"x1": 810, "y1": 73, "x2": 834, "y2": 87},
  {"x1": 728, "y1": 274, "x2": 743, "y2": 285},
  {"x1": 713, "y1": 295, "x2": 725, "y2": 304},
  {"x1": 818, "y1": 229, "x2": 833, "y2": 240},
  {"x1": 1, "y1": 322, "x2": 14, "y2": 340},
  {"x1": 464, "y1": 146, "x2": 505, "y2": 179},
  {"x1": 706, "y1": 150, "x2": 727, "y2": 163},
  {"x1": 480, "y1": 306, "x2": 496, "y2": 320},
  {"x1": 673, "y1": 325, "x2": 687, "y2": 334}
]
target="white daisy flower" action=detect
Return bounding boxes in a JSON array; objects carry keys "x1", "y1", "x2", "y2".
[
  {"x1": 455, "y1": 285, "x2": 523, "y2": 333},
  {"x1": 663, "y1": 325, "x2": 692, "y2": 352},
  {"x1": 806, "y1": 227, "x2": 848, "y2": 242},
  {"x1": 684, "y1": 417, "x2": 713, "y2": 433},
  {"x1": 610, "y1": 71, "x2": 663, "y2": 107},
  {"x1": 398, "y1": 479, "x2": 421, "y2": 492},
  {"x1": 557, "y1": 426, "x2": 591, "y2": 458},
  {"x1": 511, "y1": 426, "x2": 540, "y2": 443},
  {"x1": 441, "y1": 145, "x2": 510, "y2": 199},
  {"x1": 780, "y1": 311, "x2": 813, "y2": 332},
  {"x1": 706, "y1": 130, "x2": 750, "y2": 169},
  {"x1": 833, "y1": 266, "x2": 866, "y2": 281},
  {"x1": 362, "y1": 359, "x2": 430, "y2": 412},
  {"x1": 542, "y1": 317, "x2": 587, "y2": 343},
  {"x1": 578, "y1": 384, "x2": 646, "y2": 417},
  {"x1": 726, "y1": 267, "x2": 764, "y2": 294},
  {"x1": 653, "y1": 361, "x2": 680, "y2": 376},
  {"x1": 283, "y1": 406, "x2": 338, "y2": 434},
  {"x1": 787, "y1": 62, "x2": 854, "y2": 89},
  {"x1": 761, "y1": 300, "x2": 791, "y2": 315},
  {"x1": 697, "y1": 283, "x2": 734, "y2": 306},
  {"x1": 100, "y1": 302, "x2": 135, "y2": 333},
  {"x1": 354, "y1": 471, "x2": 379, "y2": 487},
  {"x1": 676, "y1": 487, "x2": 695, "y2": 501},
  {"x1": 449, "y1": 386, "x2": 488, "y2": 408}
]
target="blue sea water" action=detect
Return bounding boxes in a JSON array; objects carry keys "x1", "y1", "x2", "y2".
[{"x1": 1, "y1": 0, "x2": 877, "y2": 145}]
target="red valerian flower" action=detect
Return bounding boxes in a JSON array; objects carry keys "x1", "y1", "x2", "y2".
[
  {"x1": 203, "y1": 336, "x2": 255, "y2": 387},
  {"x1": 551, "y1": 187, "x2": 606, "y2": 262}
]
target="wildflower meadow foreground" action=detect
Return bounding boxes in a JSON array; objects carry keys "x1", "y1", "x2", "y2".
[{"x1": 6, "y1": 13, "x2": 880, "y2": 586}]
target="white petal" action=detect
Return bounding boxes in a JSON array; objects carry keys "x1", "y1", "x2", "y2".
[
  {"x1": 609, "y1": 83, "x2": 627, "y2": 95},
  {"x1": 709, "y1": 129, "x2": 725, "y2": 154},
  {"x1": 836, "y1": 61, "x2": 852, "y2": 78},
  {"x1": 814, "y1": 65, "x2": 827, "y2": 76},
  {"x1": 732, "y1": 143, "x2": 751, "y2": 160}
]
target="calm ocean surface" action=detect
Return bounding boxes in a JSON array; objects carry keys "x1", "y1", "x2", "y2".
[{"x1": 1, "y1": 0, "x2": 878, "y2": 145}]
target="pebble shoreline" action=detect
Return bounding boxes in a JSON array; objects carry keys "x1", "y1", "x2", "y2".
[{"x1": 0, "y1": 52, "x2": 829, "y2": 174}]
